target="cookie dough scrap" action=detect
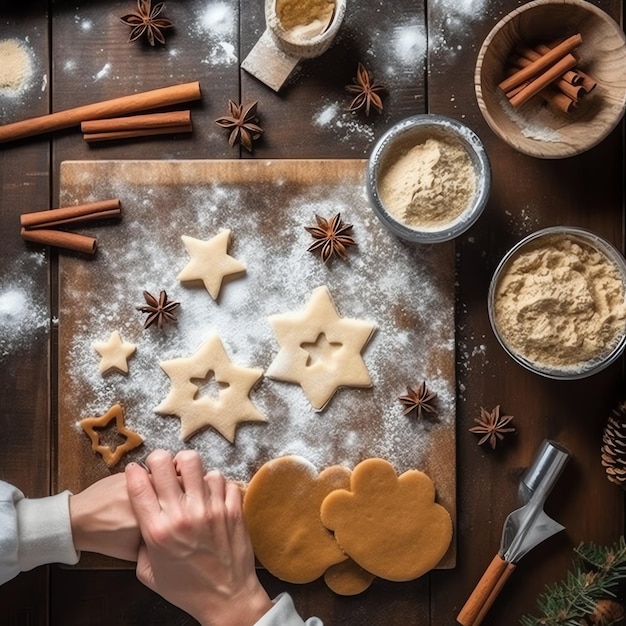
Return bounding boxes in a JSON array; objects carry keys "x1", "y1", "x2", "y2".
[
  {"x1": 154, "y1": 333, "x2": 265, "y2": 443},
  {"x1": 323, "y1": 558, "x2": 376, "y2": 596},
  {"x1": 93, "y1": 330, "x2": 136, "y2": 375},
  {"x1": 320, "y1": 458, "x2": 453, "y2": 582},
  {"x1": 243, "y1": 456, "x2": 351, "y2": 584},
  {"x1": 265, "y1": 286, "x2": 376, "y2": 410},
  {"x1": 177, "y1": 229, "x2": 246, "y2": 300},
  {"x1": 80, "y1": 404, "x2": 144, "y2": 467}
]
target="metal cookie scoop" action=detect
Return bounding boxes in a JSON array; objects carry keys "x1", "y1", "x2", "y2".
[{"x1": 457, "y1": 440, "x2": 571, "y2": 626}]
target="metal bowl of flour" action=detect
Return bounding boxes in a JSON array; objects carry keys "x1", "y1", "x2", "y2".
[
  {"x1": 488, "y1": 226, "x2": 626, "y2": 379},
  {"x1": 366, "y1": 114, "x2": 491, "y2": 243}
]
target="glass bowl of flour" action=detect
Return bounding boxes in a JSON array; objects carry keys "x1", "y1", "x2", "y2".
[
  {"x1": 366, "y1": 114, "x2": 491, "y2": 243},
  {"x1": 488, "y1": 226, "x2": 626, "y2": 379}
]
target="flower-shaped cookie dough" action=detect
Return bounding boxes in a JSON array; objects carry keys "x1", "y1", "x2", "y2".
[
  {"x1": 154, "y1": 333, "x2": 265, "y2": 442},
  {"x1": 320, "y1": 458, "x2": 453, "y2": 582},
  {"x1": 265, "y1": 286, "x2": 376, "y2": 410},
  {"x1": 243, "y1": 456, "x2": 352, "y2": 584},
  {"x1": 80, "y1": 404, "x2": 144, "y2": 467},
  {"x1": 177, "y1": 229, "x2": 246, "y2": 300},
  {"x1": 93, "y1": 330, "x2": 136, "y2": 374}
]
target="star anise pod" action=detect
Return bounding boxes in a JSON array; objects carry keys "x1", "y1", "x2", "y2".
[
  {"x1": 214, "y1": 100, "x2": 263, "y2": 152},
  {"x1": 137, "y1": 290, "x2": 180, "y2": 329},
  {"x1": 346, "y1": 62, "x2": 385, "y2": 116},
  {"x1": 305, "y1": 213, "x2": 357, "y2": 263},
  {"x1": 469, "y1": 405, "x2": 516, "y2": 450},
  {"x1": 120, "y1": 0, "x2": 173, "y2": 46},
  {"x1": 399, "y1": 381, "x2": 437, "y2": 419}
]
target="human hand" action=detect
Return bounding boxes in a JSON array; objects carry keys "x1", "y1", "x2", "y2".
[
  {"x1": 125, "y1": 449, "x2": 273, "y2": 626},
  {"x1": 69, "y1": 472, "x2": 140, "y2": 562}
]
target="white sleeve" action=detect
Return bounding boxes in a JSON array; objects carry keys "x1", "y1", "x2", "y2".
[
  {"x1": 253, "y1": 592, "x2": 323, "y2": 626},
  {"x1": 0, "y1": 480, "x2": 79, "y2": 585}
]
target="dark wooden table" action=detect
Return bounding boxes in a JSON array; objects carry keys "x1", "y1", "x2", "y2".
[{"x1": 0, "y1": 1, "x2": 623, "y2": 624}]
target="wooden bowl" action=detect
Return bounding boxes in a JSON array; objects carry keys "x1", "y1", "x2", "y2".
[{"x1": 475, "y1": 0, "x2": 626, "y2": 158}]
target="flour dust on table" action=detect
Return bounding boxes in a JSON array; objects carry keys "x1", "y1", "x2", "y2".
[
  {"x1": 0, "y1": 251, "x2": 48, "y2": 359},
  {"x1": 57, "y1": 160, "x2": 456, "y2": 510}
]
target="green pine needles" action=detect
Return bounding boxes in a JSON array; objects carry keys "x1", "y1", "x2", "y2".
[{"x1": 520, "y1": 537, "x2": 626, "y2": 626}]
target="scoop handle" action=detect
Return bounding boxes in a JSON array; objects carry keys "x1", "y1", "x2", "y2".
[{"x1": 456, "y1": 554, "x2": 516, "y2": 626}]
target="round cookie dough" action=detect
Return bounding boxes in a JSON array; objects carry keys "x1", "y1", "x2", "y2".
[{"x1": 323, "y1": 558, "x2": 376, "y2": 596}]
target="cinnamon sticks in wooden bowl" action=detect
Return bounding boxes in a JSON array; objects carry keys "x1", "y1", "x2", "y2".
[{"x1": 475, "y1": 0, "x2": 626, "y2": 159}]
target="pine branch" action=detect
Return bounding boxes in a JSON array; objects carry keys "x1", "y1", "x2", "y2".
[{"x1": 520, "y1": 537, "x2": 626, "y2": 625}]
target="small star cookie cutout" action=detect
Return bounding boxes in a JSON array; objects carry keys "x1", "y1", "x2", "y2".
[
  {"x1": 154, "y1": 333, "x2": 265, "y2": 442},
  {"x1": 177, "y1": 229, "x2": 246, "y2": 300},
  {"x1": 80, "y1": 404, "x2": 144, "y2": 467},
  {"x1": 266, "y1": 286, "x2": 376, "y2": 410},
  {"x1": 93, "y1": 330, "x2": 136, "y2": 374}
]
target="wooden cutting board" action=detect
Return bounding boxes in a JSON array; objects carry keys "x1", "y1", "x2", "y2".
[{"x1": 57, "y1": 159, "x2": 456, "y2": 567}]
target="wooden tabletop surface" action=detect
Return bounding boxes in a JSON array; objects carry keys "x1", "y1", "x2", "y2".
[{"x1": 0, "y1": 1, "x2": 624, "y2": 624}]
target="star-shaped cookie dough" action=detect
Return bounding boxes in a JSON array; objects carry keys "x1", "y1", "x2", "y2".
[
  {"x1": 266, "y1": 286, "x2": 376, "y2": 410},
  {"x1": 177, "y1": 229, "x2": 246, "y2": 300},
  {"x1": 93, "y1": 330, "x2": 136, "y2": 374},
  {"x1": 80, "y1": 404, "x2": 144, "y2": 467},
  {"x1": 154, "y1": 333, "x2": 265, "y2": 442}
]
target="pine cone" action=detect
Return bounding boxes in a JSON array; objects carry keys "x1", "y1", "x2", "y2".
[
  {"x1": 586, "y1": 598, "x2": 624, "y2": 624},
  {"x1": 601, "y1": 400, "x2": 626, "y2": 488}
]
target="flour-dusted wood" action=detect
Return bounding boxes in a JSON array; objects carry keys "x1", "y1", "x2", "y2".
[{"x1": 57, "y1": 159, "x2": 456, "y2": 569}]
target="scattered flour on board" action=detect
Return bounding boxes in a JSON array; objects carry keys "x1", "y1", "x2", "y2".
[{"x1": 58, "y1": 162, "x2": 456, "y2": 483}]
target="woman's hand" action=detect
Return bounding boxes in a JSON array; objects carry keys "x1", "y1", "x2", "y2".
[
  {"x1": 126, "y1": 449, "x2": 273, "y2": 626},
  {"x1": 69, "y1": 472, "x2": 140, "y2": 562}
]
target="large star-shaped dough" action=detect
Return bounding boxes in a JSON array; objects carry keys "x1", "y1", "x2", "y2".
[
  {"x1": 177, "y1": 229, "x2": 246, "y2": 300},
  {"x1": 93, "y1": 330, "x2": 136, "y2": 374},
  {"x1": 266, "y1": 286, "x2": 376, "y2": 410},
  {"x1": 154, "y1": 333, "x2": 265, "y2": 442},
  {"x1": 80, "y1": 404, "x2": 144, "y2": 467}
]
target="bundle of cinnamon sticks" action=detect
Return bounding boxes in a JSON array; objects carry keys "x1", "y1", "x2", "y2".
[
  {"x1": 499, "y1": 33, "x2": 597, "y2": 113},
  {"x1": 20, "y1": 199, "x2": 122, "y2": 254}
]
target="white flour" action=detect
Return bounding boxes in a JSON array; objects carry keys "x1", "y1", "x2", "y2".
[
  {"x1": 58, "y1": 161, "x2": 456, "y2": 485},
  {"x1": 0, "y1": 252, "x2": 48, "y2": 358}
]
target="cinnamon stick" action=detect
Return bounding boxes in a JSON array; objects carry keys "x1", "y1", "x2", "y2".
[
  {"x1": 83, "y1": 124, "x2": 193, "y2": 143},
  {"x1": 577, "y1": 70, "x2": 597, "y2": 93},
  {"x1": 0, "y1": 81, "x2": 201, "y2": 144},
  {"x1": 518, "y1": 45, "x2": 582, "y2": 85},
  {"x1": 510, "y1": 55, "x2": 584, "y2": 101},
  {"x1": 504, "y1": 62, "x2": 576, "y2": 113},
  {"x1": 509, "y1": 54, "x2": 578, "y2": 107},
  {"x1": 81, "y1": 110, "x2": 191, "y2": 134},
  {"x1": 498, "y1": 33, "x2": 582, "y2": 92},
  {"x1": 21, "y1": 227, "x2": 97, "y2": 255},
  {"x1": 20, "y1": 199, "x2": 121, "y2": 229},
  {"x1": 542, "y1": 86, "x2": 577, "y2": 113}
]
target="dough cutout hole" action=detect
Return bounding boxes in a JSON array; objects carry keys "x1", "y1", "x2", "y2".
[
  {"x1": 93, "y1": 421, "x2": 129, "y2": 453},
  {"x1": 301, "y1": 332, "x2": 342, "y2": 367},
  {"x1": 191, "y1": 369, "x2": 230, "y2": 401}
]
